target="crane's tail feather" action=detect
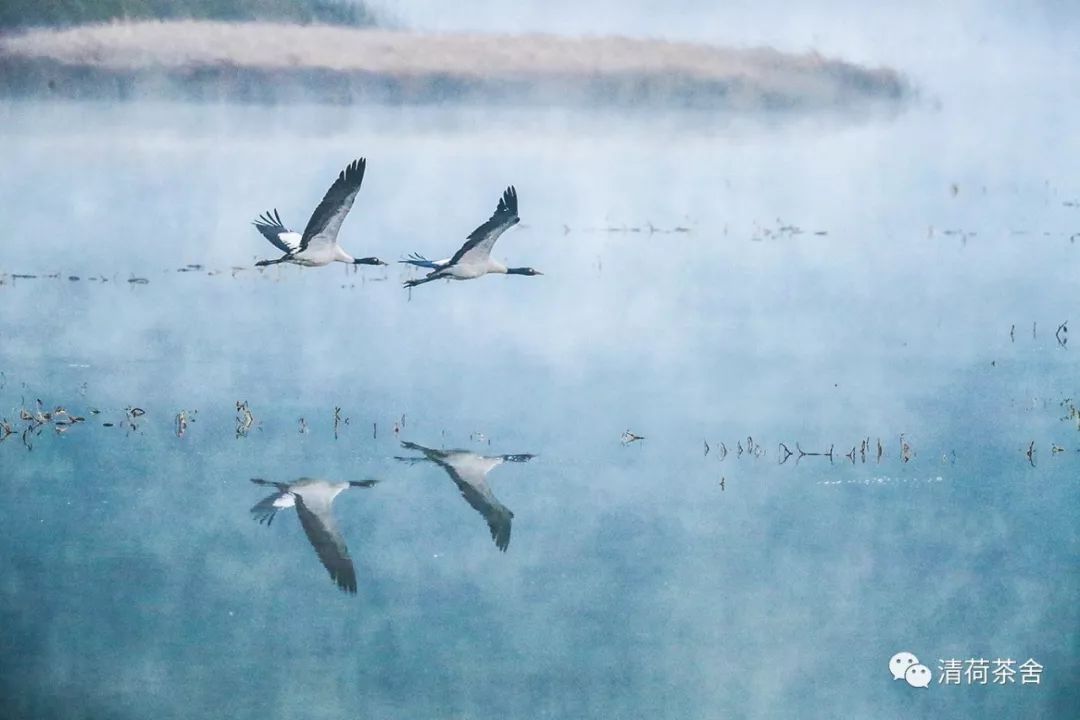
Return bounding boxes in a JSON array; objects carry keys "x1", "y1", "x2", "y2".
[{"x1": 399, "y1": 252, "x2": 441, "y2": 269}]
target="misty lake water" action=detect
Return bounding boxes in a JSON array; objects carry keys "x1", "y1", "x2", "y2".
[{"x1": 1, "y1": 96, "x2": 1077, "y2": 719}]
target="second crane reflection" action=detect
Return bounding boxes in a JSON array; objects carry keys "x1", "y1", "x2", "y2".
[
  {"x1": 395, "y1": 441, "x2": 535, "y2": 552},
  {"x1": 249, "y1": 477, "x2": 378, "y2": 594}
]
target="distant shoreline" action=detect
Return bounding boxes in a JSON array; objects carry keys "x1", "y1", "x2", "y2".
[{"x1": 0, "y1": 21, "x2": 910, "y2": 111}]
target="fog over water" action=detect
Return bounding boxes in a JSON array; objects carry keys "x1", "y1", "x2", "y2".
[{"x1": 1, "y1": 2, "x2": 1077, "y2": 718}]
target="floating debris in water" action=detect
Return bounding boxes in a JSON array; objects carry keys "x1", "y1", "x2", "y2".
[
  {"x1": 900, "y1": 434, "x2": 914, "y2": 463},
  {"x1": 748, "y1": 436, "x2": 764, "y2": 457},
  {"x1": 128, "y1": 277, "x2": 149, "y2": 285},
  {"x1": 122, "y1": 406, "x2": 146, "y2": 432},
  {"x1": 751, "y1": 218, "x2": 813, "y2": 242},
  {"x1": 644, "y1": 221, "x2": 696, "y2": 235},
  {"x1": 3, "y1": 397, "x2": 87, "y2": 446},
  {"x1": 1061, "y1": 399, "x2": 1080, "y2": 430},
  {"x1": 4, "y1": 384, "x2": 1074, "y2": 469},
  {"x1": 796, "y1": 442, "x2": 834, "y2": 463},
  {"x1": 563, "y1": 221, "x2": 693, "y2": 235},
  {"x1": 235, "y1": 401, "x2": 256, "y2": 437},
  {"x1": 175, "y1": 409, "x2": 195, "y2": 438},
  {"x1": 333, "y1": 406, "x2": 349, "y2": 439},
  {"x1": 1056, "y1": 321, "x2": 1068, "y2": 347}
]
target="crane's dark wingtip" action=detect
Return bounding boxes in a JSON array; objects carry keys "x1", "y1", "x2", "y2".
[
  {"x1": 253, "y1": 209, "x2": 282, "y2": 227},
  {"x1": 337, "y1": 573, "x2": 358, "y2": 594},
  {"x1": 498, "y1": 185, "x2": 519, "y2": 216},
  {"x1": 336, "y1": 158, "x2": 367, "y2": 187}
]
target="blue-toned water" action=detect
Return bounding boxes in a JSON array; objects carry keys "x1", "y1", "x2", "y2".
[{"x1": 1, "y1": 74, "x2": 1078, "y2": 719}]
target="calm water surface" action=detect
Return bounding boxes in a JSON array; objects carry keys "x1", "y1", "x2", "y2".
[{"x1": 0, "y1": 96, "x2": 1077, "y2": 718}]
